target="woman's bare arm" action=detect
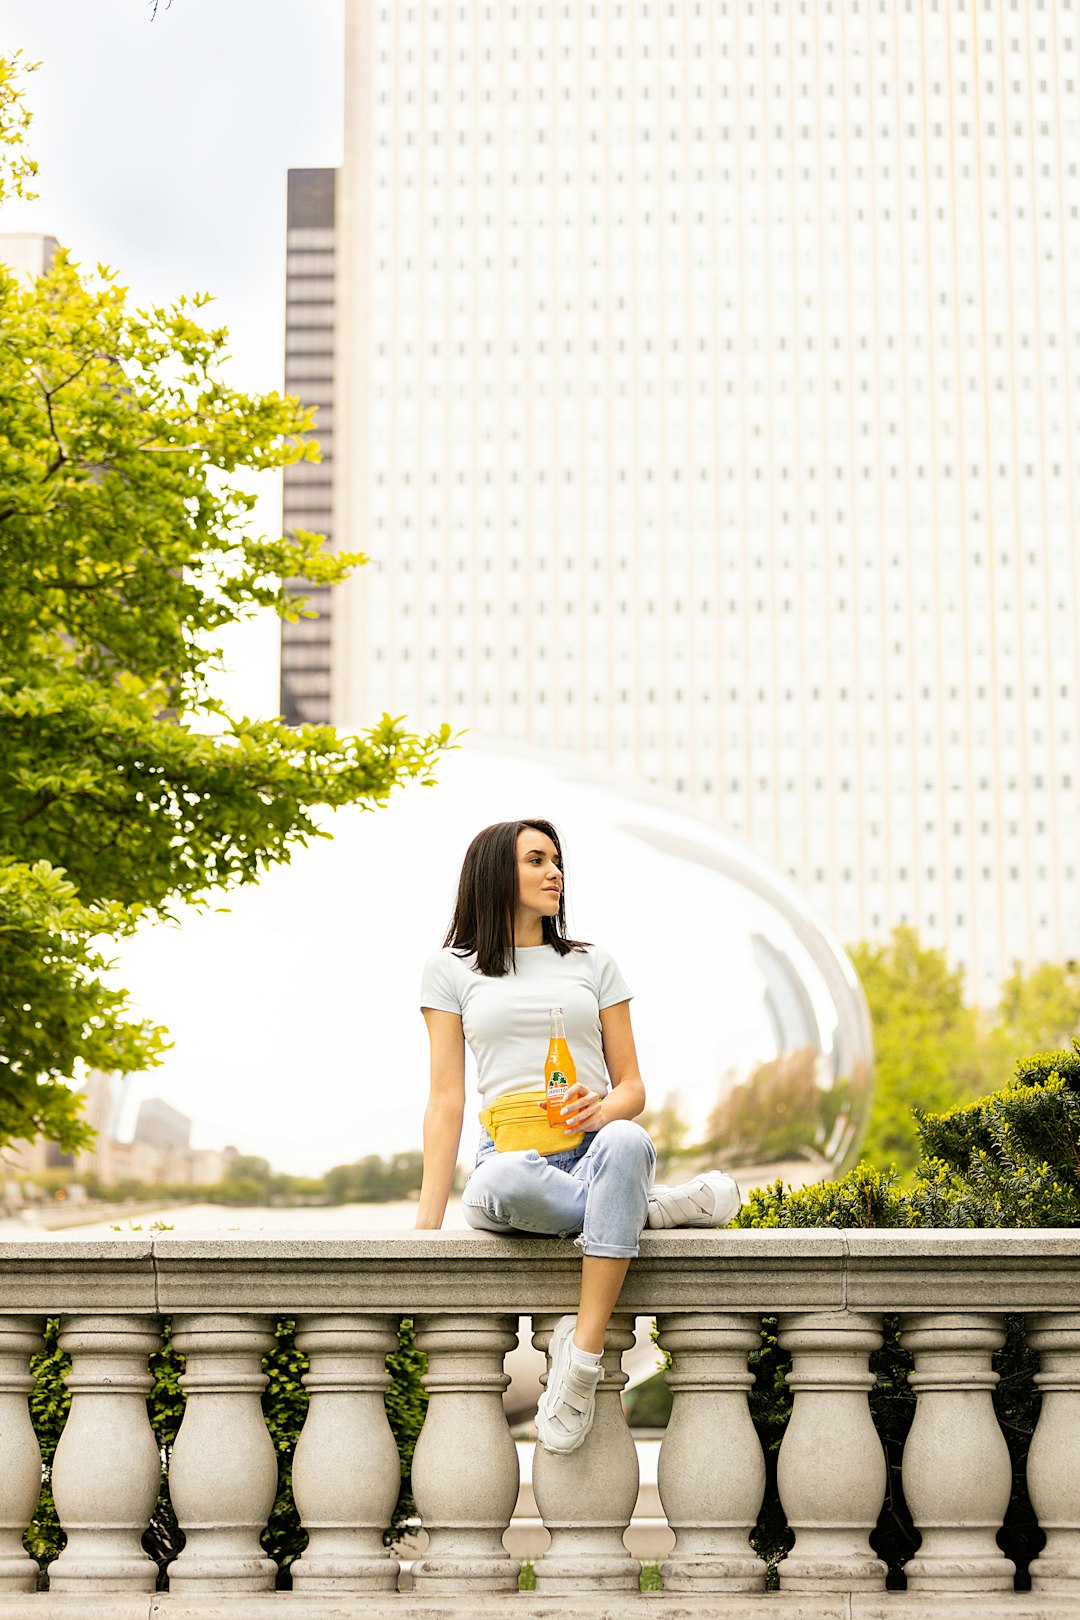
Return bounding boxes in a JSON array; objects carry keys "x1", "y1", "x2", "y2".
[
  {"x1": 598, "y1": 999, "x2": 646, "y2": 1121},
  {"x1": 415, "y1": 1007, "x2": 467, "y2": 1229},
  {"x1": 560, "y1": 999, "x2": 646, "y2": 1132}
]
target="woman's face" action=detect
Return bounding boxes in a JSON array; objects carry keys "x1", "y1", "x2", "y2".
[{"x1": 515, "y1": 827, "x2": 563, "y2": 923}]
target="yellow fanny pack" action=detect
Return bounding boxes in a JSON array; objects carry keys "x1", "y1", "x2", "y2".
[{"x1": 478, "y1": 1088, "x2": 584, "y2": 1155}]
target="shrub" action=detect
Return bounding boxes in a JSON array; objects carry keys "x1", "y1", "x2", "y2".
[{"x1": 912, "y1": 1048, "x2": 1080, "y2": 1227}]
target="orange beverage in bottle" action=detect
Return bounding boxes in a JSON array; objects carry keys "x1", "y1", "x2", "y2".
[{"x1": 545, "y1": 1006, "x2": 578, "y2": 1127}]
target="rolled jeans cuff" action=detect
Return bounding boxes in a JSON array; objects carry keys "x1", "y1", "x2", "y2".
[{"x1": 573, "y1": 1231, "x2": 640, "y2": 1259}]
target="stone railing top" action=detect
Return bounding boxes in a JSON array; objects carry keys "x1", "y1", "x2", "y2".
[{"x1": 0, "y1": 1227, "x2": 1078, "y2": 1315}]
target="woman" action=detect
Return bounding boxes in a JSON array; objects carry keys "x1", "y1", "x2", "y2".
[{"x1": 417, "y1": 818, "x2": 740, "y2": 1455}]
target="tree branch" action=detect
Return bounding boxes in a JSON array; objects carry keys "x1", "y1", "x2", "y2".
[
  {"x1": 38, "y1": 354, "x2": 97, "y2": 400},
  {"x1": 37, "y1": 379, "x2": 67, "y2": 472},
  {"x1": 12, "y1": 792, "x2": 58, "y2": 828}
]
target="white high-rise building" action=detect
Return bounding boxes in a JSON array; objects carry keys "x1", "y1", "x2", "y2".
[
  {"x1": 0, "y1": 233, "x2": 58, "y2": 280},
  {"x1": 300, "y1": 0, "x2": 1080, "y2": 1000}
]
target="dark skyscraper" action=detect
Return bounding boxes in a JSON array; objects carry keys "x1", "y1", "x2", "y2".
[{"x1": 279, "y1": 168, "x2": 335, "y2": 726}]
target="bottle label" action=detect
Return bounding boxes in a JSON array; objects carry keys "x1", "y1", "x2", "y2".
[{"x1": 547, "y1": 1070, "x2": 568, "y2": 1093}]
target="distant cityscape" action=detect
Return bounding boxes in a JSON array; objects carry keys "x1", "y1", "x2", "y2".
[
  {"x1": 1, "y1": 1072, "x2": 238, "y2": 1193},
  {"x1": 1, "y1": 1071, "x2": 428, "y2": 1211}
]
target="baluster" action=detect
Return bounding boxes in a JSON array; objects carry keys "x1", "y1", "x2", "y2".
[
  {"x1": 166, "y1": 1314, "x2": 278, "y2": 1593},
  {"x1": 409, "y1": 1314, "x2": 520, "y2": 1592},
  {"x1": 47, "y1": 1316, "x2": 161, "y2": 1593},
  {"x1": 289, "y1": 1314, "x2": 400, "y2": 1592},
  {"x1": 1026, "y1": 1313, "x2": 1080, "y2": 1592},
  {"x1": 775, "y1": 1311, "x2": 887, "y2": 1591},
  {"x1": 531, "y1": 1312, "x2": 640, "y2": 1592},
  {"x1": 656, "y1": 1312, "x2": 766, "y2": 1592},
  {"x1": 0, "y1": 1317, "x2": 44, "y2": 1593},
  {"x1": 899, "y1": 1312, "x2": 1015, "y2": 1591}
]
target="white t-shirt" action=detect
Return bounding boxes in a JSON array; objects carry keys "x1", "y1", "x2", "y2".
[{"x1": 419, "y1": 942, "x2": 633, "y2": 1106}]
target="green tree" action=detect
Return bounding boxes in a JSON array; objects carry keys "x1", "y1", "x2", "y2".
[
  {"x1": 385, "y1": 1150, "x2": 425, "y2": 1198},
  {"x1": 216, "y1": 1156, "x2": 277, "y2": 1205},
  {"x1": 637, "y1": 1090, "x2": 690, "y2": 1178},
  {"x1": 849, "y1": 929, "x2": 1080, "y2": 1179},
  {"x1": 322, "y1": 1152, "x2": 425, "y2": 1205},
  {"x1": 704, "y1": 1047, "x2": 823, "y2": 1168},
  {"x1": 0, "y1": 58, "x2": 452, "y2": 1152},
  {"x1": 847, "y1": 927, "x2": 1001, "y2": 1178},
  {"x1": 996, "y1": 960, "x2": 1080, "y2": 1060},
  {"x1": 0, "y1": 53, "x2": 37, "y2": 200}
]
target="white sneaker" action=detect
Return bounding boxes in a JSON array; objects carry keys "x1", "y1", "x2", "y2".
[
  {"x1": 646, "y1": 1171, "x2": 742, "y2": 1230},
  {"x1": 535, "y1": 1314, "x2": 602, "y2": 1455}
]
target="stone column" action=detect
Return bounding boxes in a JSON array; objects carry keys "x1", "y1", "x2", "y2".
[
  {"x1": 1026, "y1": 1313, "x2": 1080, "y2": 1592},
  {"x1": 166, "y1": 1314, "x2": 278, "y2": 1593},
  {"x1": 899, "y1": 1312, "x2": 1015, "y2": 1592},
  {"x1": 656, "y1": 1312, "x2": 766, "y2": 1592},
  {"x1": 289, "y1": 1314, "x2": 400, "y2": 1592},
  {"x1": 47, "y1": 1316, "x2": 161, "y2": 1593},
  {"x1": 531, "y1": 1313, "x2": 641, "y2": 1592},
  {"x1": 409, "y1": 1314, "x2": 520, "y2": 1593},
  {"x1": 775, "y1": 1311, "x2": 887, "y2": 1591},
  {"x1": 0, "y1": 1317, "x2": 44, "y2": 1593}
]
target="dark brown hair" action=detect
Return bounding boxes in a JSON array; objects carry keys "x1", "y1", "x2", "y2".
[{"x1": 443, "y1": 818, "x2": 590, "y2": 976}]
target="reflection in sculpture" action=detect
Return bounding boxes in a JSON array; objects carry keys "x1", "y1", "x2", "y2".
[
  {"x1": 704, "y1": 1049, "x2": 864, "y2": 1176},
  {"x1": 622, "y1": 823, "x2": 874, "y2": 1180}
]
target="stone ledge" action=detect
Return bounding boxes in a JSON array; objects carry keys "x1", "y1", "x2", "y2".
[
  {"x1": 0, "y1": 1228, "x2": 1073, "y2": 1262},
  {"x1": 0, "y1": 1237, "x2": 156, "y2": 1312},
  {"x1": 149, "y1": 1228, "x2": 832, "y2": 1316},
  {"x1": 0, "y1": 1588, "x2": 1077, "y2": 1620},
  {"x1": 844, "y1": 1228, "x2": 1080, "y2": 1313},
  {"x1": 146, "y1": 1229, "x2": 848, "y2": 1261},
  {"x1": 0, "y1": 1230, "x2": 1076, "y2": 1317}
]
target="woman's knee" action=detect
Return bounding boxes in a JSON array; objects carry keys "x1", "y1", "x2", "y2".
[
  {"x1": 597, "y1": 1118, "x2": 656, "y2": 1168},
  {"x1": 463, "y1": 1149, "x2": 543, "y2": 1211},
  {"x1": 462, "y1": 1196, "x2": 510, "y2": 1233},
  {"x1": 463, "y1": 1149, "x2": 582, "y2": 1237}
]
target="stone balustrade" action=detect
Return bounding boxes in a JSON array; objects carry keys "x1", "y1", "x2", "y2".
[{"x1": 0, "y1": 1228, "x2": 1078, "y2": 1619}]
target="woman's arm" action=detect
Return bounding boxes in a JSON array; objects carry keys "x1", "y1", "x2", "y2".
[
  {"x1": 597, "y1": 999, "x2": 646, "y2": 1121},
  {"x1": 560, "y1": 999, "x2": 646, "y2": 1132},
  {"x1": 415, "y1": 1007, "x2": 466, "y2": 1229}
]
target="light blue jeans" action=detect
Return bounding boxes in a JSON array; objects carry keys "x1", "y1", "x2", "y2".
[{"x1": 461, "y1": 1118, "x2": 656, "y2": 1259}]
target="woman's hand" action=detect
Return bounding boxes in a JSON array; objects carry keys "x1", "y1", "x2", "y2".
[{"x1": 538, "y1": 1082, "x2": 605, "y2": 1134}]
